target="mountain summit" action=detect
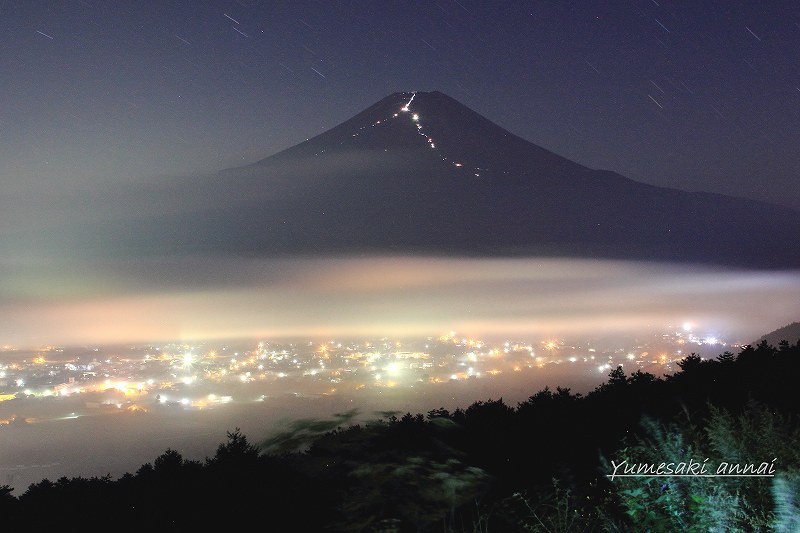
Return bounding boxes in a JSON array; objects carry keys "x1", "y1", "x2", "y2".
[
  {"x1": 238, "y1": 91, "x2": 589, "y2": 179},
  {"x1": 89, "y1": 91, "x2": 800, "y2": 267}
]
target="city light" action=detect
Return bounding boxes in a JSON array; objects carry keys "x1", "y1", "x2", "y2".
[{"x1": 0, "y1": 323, "x2": 741, "y2": 429}]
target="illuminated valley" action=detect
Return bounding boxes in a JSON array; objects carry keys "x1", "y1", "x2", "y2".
[{"x1": 0, "y1": 323, "x2": 735, "y2": 420}]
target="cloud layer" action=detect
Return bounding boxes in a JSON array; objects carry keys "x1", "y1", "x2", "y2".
[{"x1": 2, "y1": 255, "x2": 797, "y2": 346}]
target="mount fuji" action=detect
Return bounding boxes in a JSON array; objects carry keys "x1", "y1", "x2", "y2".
[{"x1": 56, "y1": 91, "x2": 800, "y2": 268}]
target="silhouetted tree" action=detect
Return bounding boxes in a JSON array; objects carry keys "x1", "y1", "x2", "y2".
[
  {"x1": 627, "y1": 369, "x2": 657, "y2": 386},
  {"x1": 208, "y1": 428, "x2": 260, "y2": 467},
  {"x1": 716, "y1": 350, "x2": 736, "y2": 364},
  {"x1": 608, "y1": 365, "x2": 627, "y2": 386},
  {"x1": 0, "y1": 484, "x2": 19, "y2": 528},
  {"x1": 677, "y1": 352, "x2": 703, "y2": 372}
]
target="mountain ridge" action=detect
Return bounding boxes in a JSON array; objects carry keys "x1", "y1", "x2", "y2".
[
  {"x1": 757, "y1": 322, "x2": 800, "y2": 347},
  {"x1": 211, "y1": 90, "x2": 799, "y2": 268},
  {"x1": 223, "y1": 91, "x2": 593, "y2": 180},
  {"x1": 20, "y1": 90, "x2": 799, "y2": 268}
]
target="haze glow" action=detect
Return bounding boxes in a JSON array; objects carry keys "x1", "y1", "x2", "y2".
[{"x1": 2, "y1": 256, "x2": 797, "y2": 347}]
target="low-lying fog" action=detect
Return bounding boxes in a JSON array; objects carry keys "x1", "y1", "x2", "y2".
[{"x1": 1, "y1": 256, "x2": 798, "y2": 345}]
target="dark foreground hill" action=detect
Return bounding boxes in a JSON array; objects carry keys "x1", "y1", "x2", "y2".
[{"x1": 37, "y1": 91, "x2": 800, "y2": 268}]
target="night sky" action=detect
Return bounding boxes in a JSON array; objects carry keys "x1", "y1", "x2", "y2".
[
  {"x1": 3, "y1": 0, "x2": 800, "y2": 208},
  {"x1": 2, "y1": 1, "x2": 800, "y2": 347}
]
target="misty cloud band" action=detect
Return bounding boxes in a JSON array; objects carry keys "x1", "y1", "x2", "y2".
[{"x1": 1, "y1": 255, "x2": 798, "y2": 346}]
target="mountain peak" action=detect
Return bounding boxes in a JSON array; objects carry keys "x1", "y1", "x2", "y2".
[
  {"x1": 203, "y1": 91, "x2": 800, "y2": 267},
  {"x1": 239, "y1": 91, "x2": 587, "y2": 179}
]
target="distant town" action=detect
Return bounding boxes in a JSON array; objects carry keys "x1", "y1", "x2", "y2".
[{"x1": 0, "y1": 324, "x2": 739, "y2": 426}]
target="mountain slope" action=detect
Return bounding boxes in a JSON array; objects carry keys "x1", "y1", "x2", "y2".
[
  {"x1": 211, "y1": 91, "x2": 800, "y2": 267},
  {"x1": 33, "y1": 91, "x2": 800, "y2": 268},
  {"x1": 757, "y1": 322, "x2": 800, "y2": 347}
]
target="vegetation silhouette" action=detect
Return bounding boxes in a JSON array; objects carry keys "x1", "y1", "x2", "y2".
[{"x1": 1, "y1": 339, "x2": 798, "y2": 531}]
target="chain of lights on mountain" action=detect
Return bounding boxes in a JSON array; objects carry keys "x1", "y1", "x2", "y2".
[{"x1": 318, "y1": 92, "x2": 483, "y2": 177}]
